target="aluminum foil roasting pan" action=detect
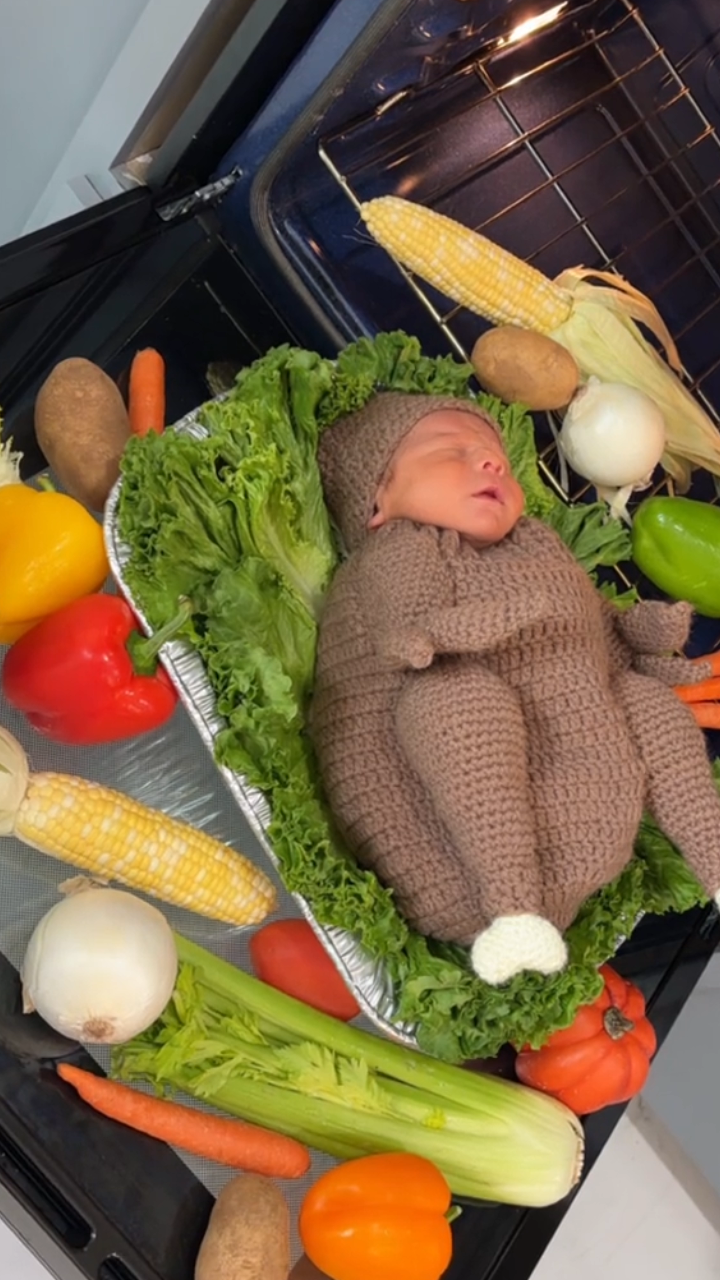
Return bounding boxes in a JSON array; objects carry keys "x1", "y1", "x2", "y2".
[{"x1": 104, "y1": 406, "x2": 420, "y2": 1050}]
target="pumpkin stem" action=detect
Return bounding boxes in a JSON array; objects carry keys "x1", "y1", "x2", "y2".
[{"x1": 603, "y1": 1007, "x2": 635, "y2": 1040}]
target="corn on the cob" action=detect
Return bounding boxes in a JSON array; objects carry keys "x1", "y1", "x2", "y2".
[
  {"x1": 0, "y1": 727, "x2": 276, "y2": 925},
  {"x1": 361, "y1": 195, "x2": 720, "y2": 486},
  {"x1": 362, "y1": 196, "x2": 572, "y2": 333}
]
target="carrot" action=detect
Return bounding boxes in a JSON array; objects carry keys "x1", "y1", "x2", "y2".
[
  {"x1": 693, "y1": 651, "x2": 720, "y2": 678},
  {"x1": 688, "y1": 703, "x2": 720, "y2": 731},
  {"x1": 675, "y1": 676, "x2": 720, "y2": 704},
  {"x1": 56, "y1": 1063, "x2": 310, "y2": 1178},
  {"x1": 128, "y1": 348, "x2": 166, "y2": 436}
]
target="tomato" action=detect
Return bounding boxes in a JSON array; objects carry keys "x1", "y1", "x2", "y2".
[{"x1": 249, "y1": 919, "x2": 362, "y2": 1021}]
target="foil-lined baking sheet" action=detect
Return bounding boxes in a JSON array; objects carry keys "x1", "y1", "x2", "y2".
[{"x1": 0, "y1": 662, "x2": 341, "y2": 1258}]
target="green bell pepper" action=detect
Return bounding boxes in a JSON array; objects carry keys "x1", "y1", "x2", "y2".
[{"x1": 632, "y1": 496, "x2": 720, "y2": 617}]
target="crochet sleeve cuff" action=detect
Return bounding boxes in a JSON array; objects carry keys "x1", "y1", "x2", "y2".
[{"x1": 617, "y1": 600, "x2": 694, "y2": 656}]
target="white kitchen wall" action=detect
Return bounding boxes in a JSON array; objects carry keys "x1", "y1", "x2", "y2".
[
  {"x1": 0, "y1": 1221, "x2": 51, "y2": 1280},
  {"x1": 532, "y1": 1106, "x2": 720, "y2": 1280},
  {"x1": 0, "y1": 0, "x2": 150, "y2": 245},
  {"x1": 642, "y1": 949, "x2": 720, "y2": 1198},
  {"x1": 0, "y1": 0, "x2": 214, "y2": 248}
]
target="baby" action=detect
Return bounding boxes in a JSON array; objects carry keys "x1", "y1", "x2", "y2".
[{"x1": 311, "y1": 392, "x2": 720, "y2": 985}]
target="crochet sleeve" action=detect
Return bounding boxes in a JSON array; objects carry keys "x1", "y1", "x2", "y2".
[
  {"x1": 616, "y1": 599, "x2": 694, "y2": 654},
  {"x1": 424, "y1": 593, "x2": 554, "y2": 656},
  {"x1": 423, "y1": 524, "x2": 558, "y2": 655},
  {"x1": 355, "y1": 523, "x2": 454, "y2": 669},
  {"x1": 599, "y1": 598, "x2": 711, "y2": 685},
  {"x1": 357, "y1": 521, "x2": 554, "y2": 668}
]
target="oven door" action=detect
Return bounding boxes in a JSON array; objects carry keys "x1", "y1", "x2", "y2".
[{"x1": 0, "y1": 0, "x2": 338, "y2": 470}]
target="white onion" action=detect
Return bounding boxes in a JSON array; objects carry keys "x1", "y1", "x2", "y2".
[
  {"x1": 559, "y1": 378, "x2": 666, "y2": 514},
  {"x1": 22, "y1": 887, "x2": 178, "y2": 1044}
]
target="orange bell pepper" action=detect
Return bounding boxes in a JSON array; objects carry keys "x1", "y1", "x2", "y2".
[
  {"x1": 0, "y1": 444, "x2": 109, "y2": 643},
  {"x1": 299, "y1": 1153, "x2": 453, "y2": 1280}
]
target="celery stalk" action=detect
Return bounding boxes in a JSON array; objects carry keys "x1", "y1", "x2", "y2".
[
  {"x1": 175, "y1": 936, "x2": 551, "y2": 1118},
  {"x1": 112, "y1": 934, "x2": 584, "y2": 1208},
  {"x1": 202, "y1": 1076, "x2": 577, "y2": 1203}
]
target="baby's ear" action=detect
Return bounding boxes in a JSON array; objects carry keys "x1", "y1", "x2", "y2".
[{"x1": 368, "y1": 500, "x2": 386, "y2": 530}]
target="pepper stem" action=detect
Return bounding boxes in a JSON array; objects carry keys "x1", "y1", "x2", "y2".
[
  {"x1": 446, "y1": 1205, "x2": 463, "y2": 1224},
  {"x1": 603, "y1": 1007, "x2": 635, "y2": 1041},
  {"x1": 35, "y1": 474, "x2": 57, "y2": 493},
  {"x1": 126, "y1": 598, "x2": 193, "y2": 676}
]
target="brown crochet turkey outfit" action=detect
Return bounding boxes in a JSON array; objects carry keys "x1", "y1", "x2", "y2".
[{"x1": 311, "y1": 392, "x2": 720, "y2": 966}]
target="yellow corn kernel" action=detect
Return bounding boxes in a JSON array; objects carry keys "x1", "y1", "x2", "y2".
[
  {"x1": 0, "y1": 725, "x2": 276, "y2": 926},
  {"x1": 361, "y1": 196, "x2": 572, "y2": 333}
]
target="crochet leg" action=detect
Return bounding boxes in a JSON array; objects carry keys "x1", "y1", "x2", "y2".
[
  {"x1": 395, "y1": 665, "x2": 567, "y2": 982},
  {"x1": 349, "y1": 750, "x2": 491, "y2": 946},
  {"x1": 395, "y1": 664, "x2": 543, "y2": 920},
  {"x1": 394, "y1": 663, "x2": 569, "y2": 984},
  {"x1": 527, "y1": 696, "x2": 646, "y2": 931},
  {"x1": 615, "y1": 669, "x2": 720, "y2": 898},
  {"x1": 312, "y1": 701, "x2": 489, "y2": 945}
]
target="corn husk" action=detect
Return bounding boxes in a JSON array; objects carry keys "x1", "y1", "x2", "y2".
[
  {"x1": 555, "y1": 268, "x2": 682, "y2": 369},
  {"x1": 550, "y1": 271, "x2": 720, "y2": 490}
]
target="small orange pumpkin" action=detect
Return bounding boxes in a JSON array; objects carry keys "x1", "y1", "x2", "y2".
[{"x1": 514, "y1": 965, "x2": 657, "y2": 1116}]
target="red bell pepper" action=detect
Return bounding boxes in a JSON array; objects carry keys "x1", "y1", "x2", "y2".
[{"x1": 1, "y1": 595, "x2": 190, "y2": 745}]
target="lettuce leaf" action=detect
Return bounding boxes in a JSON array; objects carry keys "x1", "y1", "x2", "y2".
[
  {"x1": 483, "y1": 392, "x2": 633, "y2": 574},
  {"x1": 117, "y1": 331, "x2": 700, "y2": 1064},
  {"x1": 199, "y1": 347, "x2": 337, "y2": 620}
]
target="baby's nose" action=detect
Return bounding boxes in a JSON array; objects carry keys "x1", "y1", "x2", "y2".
[{"x1": 479, "y1": 454, "x2": 505, "y2": 474}]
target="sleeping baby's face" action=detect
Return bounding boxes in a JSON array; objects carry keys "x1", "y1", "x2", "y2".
[{"x1": 368, "y1": 409, "x2": 525, "y2": 544}]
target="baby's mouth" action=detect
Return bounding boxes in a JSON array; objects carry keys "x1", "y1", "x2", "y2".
[{"x1": 472, "y1": 486, "x2": 503, "y2": 504}]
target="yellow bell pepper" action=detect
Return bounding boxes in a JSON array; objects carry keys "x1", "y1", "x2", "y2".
[{"x1": 0, "y1": 458, "x2": 109, "y2": 644}]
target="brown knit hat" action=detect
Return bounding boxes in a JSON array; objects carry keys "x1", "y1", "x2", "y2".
[{"x1": 318, "y1": 392, "x2": 501, "y2": 551}]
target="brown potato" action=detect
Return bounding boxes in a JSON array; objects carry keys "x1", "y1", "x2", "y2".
[
  {"x1": 34, "y1": 357, "x2": 131, "y2": 513},
  {"x1": 194, "y1": 1174, "x2": 291, "y2": 1280},
  {"x1": 471, "y1": 326, "x2": 579, "y2": 411}
]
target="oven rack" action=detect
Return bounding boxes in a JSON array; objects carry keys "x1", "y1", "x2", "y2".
[{"x1": 317, "y1": 0, "x2": 720, "y2": 555}]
